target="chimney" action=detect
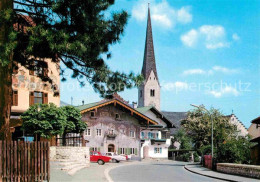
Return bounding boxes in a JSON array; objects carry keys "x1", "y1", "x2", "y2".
[{"x1": 132, "y1": 102, "x2": 137, "y2": 109}]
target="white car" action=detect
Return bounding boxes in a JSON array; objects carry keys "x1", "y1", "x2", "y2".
[{"x1": 105, "y1": 152, "x2": 127, "y2": 163}]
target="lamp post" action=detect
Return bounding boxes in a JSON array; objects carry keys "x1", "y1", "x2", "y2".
[{"x1": 191, "y1": 104, "x2": 214, "y2": 158}]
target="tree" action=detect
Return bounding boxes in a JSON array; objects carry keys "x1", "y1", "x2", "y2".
[
  {"x1": 216, "y1": 136, "x2": 251, "y2": 164},
  {"x1": 61, "y1": 106, "x2": 86, "y2": 145},
  {"x1": 0, "y1": 0, "x2": 142, "y2": 139},
  {"x1": 181, "y1": 106, "x2": 237, "y2": 152},
  {"x1": 172, "y1": 128, "x2": 192, "y2": 150},
  {"x1": 21, "y1": 103, "x2": 66, "y2": 139}
]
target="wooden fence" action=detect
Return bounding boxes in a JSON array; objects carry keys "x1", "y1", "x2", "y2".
[{"x1": 0, "y1": 141, "x2": 50, "y2": 182}]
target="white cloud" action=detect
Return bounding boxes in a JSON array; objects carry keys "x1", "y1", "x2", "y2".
[
  {"x1": 181, "y1": 25, "x2": 230, "y2": 49},
  {"x1": 177, "y1": 7, "x2": 192, "y2": 24},
  {"x1": 162, "y1": 81, "x2": 188, "y2": 91},
  {"x1": 183, "y1": 69, "x2": 206, "y2": 75},
  {"x1": 132, "y1": 0, "x2": 192, "y2": 29},
  {"x1": 209, "y1": 86, "x2": 240, "y2": 98},
  {"x1": 232, "y1": 33, "x2": 240, "y2": 41},
  {"x1": 212, "y1": 66, "x2": 239, "y2": 74},
  {"x1": 183, "y1": 66, "x2": 239, "y2": 76},
  {"x1": 180, "y1": 29, "x2": 198, "y2": 47}
]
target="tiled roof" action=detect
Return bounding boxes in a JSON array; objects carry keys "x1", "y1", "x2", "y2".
[
  {"x1": 162, "y1": 111, "x2": 187, "y2": 134},
  {"x1": 142, "y1": 6, "x2": 159, "y2": 82},
  {"x1": 137, "y1": 106, "x2": 175, "y2": 128}
]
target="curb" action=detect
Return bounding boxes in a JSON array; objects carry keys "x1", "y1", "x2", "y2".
[{"x1": 184, "y1": 165, "x2": 237, "y2": 182}]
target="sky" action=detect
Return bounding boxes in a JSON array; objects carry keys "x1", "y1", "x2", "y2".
[{"x1": 60, "y1": 0, "x2": 260, "y2": 128}]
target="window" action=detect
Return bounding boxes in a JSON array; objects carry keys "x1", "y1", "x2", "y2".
[
  {"x1": 90, "y1": 111, "x2": 95, "y2": 117},
  {"x1": 85, "y1": 129, "x2": 91, "y2": 136},
  {"x1": 96, "y1": 129, "x2": 102, "y2": 136},
  {"x1": 141, "y1": 132, "x2": 145, "y2": 139},
  {"x1": 12, "y1": 90, "x2": 18, "y2": 106},
  {"x1": 29, "y1": 92, "x2": 48, "y2": 106},
  {"x1": 130, "y1": 148, "x2": 135, "y2": 155},
  {"x1": 30, "y1": 60, "x2": 48, "y2": 77},
  {"x1": 154, "y1": 147, "x2": 162, "y2": 154},
  {"x1": 130, "y1": 130, "x2": 135, "y2": 138},
  {"x1": 90, "y1": 147, "x2": 98, "y2": 152},
  {"x1": 115, "y1": 113, "x2": 120, "y2": 119},
  {"x1": 119, "y1": 148, "x2": 126, "y2": 154},
  {"x1": 108, "y1": 129, "x2": 114, "y2": 135},
  {"x1": 150, "y1": 89, "x2": 155, "y2": 97}
]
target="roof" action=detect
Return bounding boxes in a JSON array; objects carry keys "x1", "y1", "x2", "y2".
[
  {"x1": 76, "y1": 96, "x2": 158, "y2": 125},
  {"x1": 250, "y1": 136, "x2": 260, "y2": 143},
  {"x1": 136, "y1": 106, "x2": 175, "y2": 128},
  {"x1": 252, "y1": 116, "x2": 260, "y2": 124},
  {"x1": 162, "y1": 111, "x2": 187, "y2": 128},
  {"x1": 225, "y1": 114, "x2": 247, "y2": 129},
  {"x1": 142, "y1": 6, "x2": 159, "y2": 82}
]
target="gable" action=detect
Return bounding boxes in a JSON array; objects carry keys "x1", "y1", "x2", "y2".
[{"x1": 78, "y1": 99, "x2": 158, "y2": 125}]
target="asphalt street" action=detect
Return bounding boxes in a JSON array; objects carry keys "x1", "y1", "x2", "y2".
[{"x1": 109, "y1": 161, "x2": 223, "y2": 182}]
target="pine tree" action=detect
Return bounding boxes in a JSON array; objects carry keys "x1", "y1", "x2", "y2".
[{"x1": 0, "y1": 0, "x2": 142, "y2": 140}]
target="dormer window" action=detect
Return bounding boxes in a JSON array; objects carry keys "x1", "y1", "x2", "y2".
[{"x1": 150, "y1": 89, "x2": 155, "y2": 97}]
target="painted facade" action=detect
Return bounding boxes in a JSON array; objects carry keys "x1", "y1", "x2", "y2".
[
  {"x1": 12, "y1": 58, "x2": 60, "y2": 113},
  {"x1": 78, "y1": 97, "x2": 159, "y2": 157}
]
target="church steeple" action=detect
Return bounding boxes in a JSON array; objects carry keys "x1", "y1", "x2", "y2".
[
  {"x1": 142, "y1": 5, "x2": 159, "y2": 82},
  {"x1": 138, "y1": 5, "x2": 161, "y2": 111}
]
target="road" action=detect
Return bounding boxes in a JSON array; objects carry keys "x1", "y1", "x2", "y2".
[{"x1": 109, "y1": 161, "x2": 223, "y2": 182}]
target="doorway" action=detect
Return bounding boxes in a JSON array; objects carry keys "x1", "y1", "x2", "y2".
[{"x1": 108, "y1": 144, "x2": 115, "y2": 152}]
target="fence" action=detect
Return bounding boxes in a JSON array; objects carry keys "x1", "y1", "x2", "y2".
[
  {"x1": 55, "y1": 133, "x2": 85, "y2": 147},
  {"x1": 0, "y1": 141, "x2": 50, "y2": 182}
]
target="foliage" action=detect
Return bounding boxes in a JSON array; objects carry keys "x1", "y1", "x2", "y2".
[
  {"x1": 176, "y1": 153, "x2": 190, "y2": 162},
  {"x1": 21, "y1": 103, "x2": 66, "y2": 138},
  {"x1": 0, "y1": 0, "x2": 143, "y2": 97},
  {"x1": 61, "y1": 106, "x2": 86, "y2": 134},
  {"x1": 172, "y1": 128, "x2": 192, "y2": 150},
  {"x1": 193, "y1": 152, "x2": 200, "y2": 162},
  {"x1": 182, "y1": 106, "x2": 237, "y2": 151},
  {"x1": 216, "y1": 136, "x2": 252, "y2": 164},
  {"x1": 182, "y1": 106, "x2": 251, "y2": 164}
]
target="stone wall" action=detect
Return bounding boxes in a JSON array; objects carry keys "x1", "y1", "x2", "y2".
[
  {"x1": 50, "y1": 146, "x2": 90, "y2": 164},
  {"x1": 217, "y1": 163, "x2": 260, "y2": 179}
]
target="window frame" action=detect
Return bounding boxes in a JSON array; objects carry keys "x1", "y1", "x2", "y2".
[{"x1": 96, "y1": 129, "x2": 102, "y2": 136}]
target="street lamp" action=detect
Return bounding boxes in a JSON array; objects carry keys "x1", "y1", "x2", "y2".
[{"x1": 191, "y1": 104, "x2": 214, "y2": 158}]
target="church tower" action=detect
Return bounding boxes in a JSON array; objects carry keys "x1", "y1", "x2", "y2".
[{"x1": 138, "y1": 5, "x2": 160, "y2": 110}]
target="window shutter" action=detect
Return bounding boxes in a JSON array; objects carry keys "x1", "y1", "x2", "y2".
[
  {"x1": 154, "y1": 148, "x2": 156, "y2": 154},
  {"x1": 98, "y1": 147, "x2": 100, "y2": 152},
  {"x1": 118, "y1": 148, "x2": 121, "y2": 154},
  {"x1": 29, "y1": 92, "x2": 34, "y2": 106},
  {"x1": 12, "y1": 91, "x2": 18, "y2": 106},
  {"x1": 89, "y1": 147, "x2": 93, "y2": 152},
  {"x1": 134, "y1": 148, "x2": 137, "y2": 155},
  {"x1": 43, "y1": 93, "x2": 48, "y2": 104},
  {"x1": 160, "y1": 148, "x2": 162, "y2": 154}
]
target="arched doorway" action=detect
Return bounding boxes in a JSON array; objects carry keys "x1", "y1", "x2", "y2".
[
  {"x1": 108, "y1": 144, "x2": 115, "y2": 152},
  {"x1": 143, "y1": 146, "x2": 149, "y2": 159}
]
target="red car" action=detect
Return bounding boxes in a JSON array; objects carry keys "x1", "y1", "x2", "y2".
[{"x1": 90, "y1": 151, "x2": 111, "y2": 165}]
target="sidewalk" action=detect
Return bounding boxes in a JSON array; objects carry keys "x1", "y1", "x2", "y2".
[{"x1": 184, "y1": 164, "x2": 259, "y2": 182}]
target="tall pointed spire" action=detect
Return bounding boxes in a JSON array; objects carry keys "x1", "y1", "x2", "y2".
[{"x1": 142, "y1": 4, "x2": 159, "y2": 82}]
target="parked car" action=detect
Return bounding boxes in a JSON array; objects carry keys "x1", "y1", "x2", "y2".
[
  {"x1": 105, "y1": 152, "x2": 127, "y2": 163},
  {"x1": 90, "y1": 151, "x2": 111, "y2": 165}
]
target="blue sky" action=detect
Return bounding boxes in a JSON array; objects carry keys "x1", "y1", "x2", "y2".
[{"x1": 61, "y1": 0, "x2": 260, "y2": 128}]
